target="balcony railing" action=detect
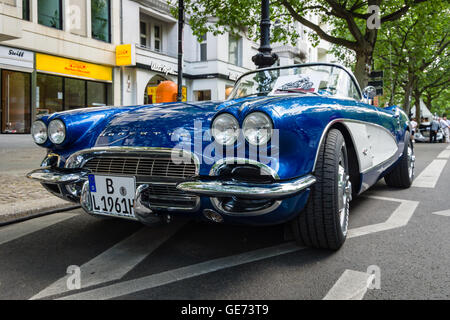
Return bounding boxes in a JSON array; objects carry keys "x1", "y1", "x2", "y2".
[
  {"x1": 132, "y1": 0, "x2": 173, "y2": 14},
  {"x1": 136, "y1": 44, "x2": 178, "y2": 59}
]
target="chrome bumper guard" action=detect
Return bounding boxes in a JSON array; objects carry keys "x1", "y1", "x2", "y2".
[
  {"x1": 26, "y1": 167, "x2": 90, "y2": 184},
  {"x1": 176, "y1": 174, "x2": 316, "y2": 200}
]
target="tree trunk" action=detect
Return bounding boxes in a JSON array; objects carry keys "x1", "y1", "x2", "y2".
[
  {"x1": 414, "y1": 90, "x2": 421, "y2": 124},
  {"x1": 403, "y1": 82, "x2": 413, "y2": 117},
  {"x1": 354, "y1": 51, "x2": 372, "y2": 89}
]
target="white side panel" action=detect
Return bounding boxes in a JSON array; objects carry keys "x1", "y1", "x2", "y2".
[
  {"x1": 342, "y1": 122, "x2": 373, "y2": 172},
  {"x1": 366, "y1": 125, "x2": 397, "y2": 168},
  {"x1": 343, "y1": 121, "x2": 397, "y2": 173}
]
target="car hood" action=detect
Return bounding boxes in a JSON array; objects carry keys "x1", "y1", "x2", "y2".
[
  {"x1": 94, "y1": 94, "x2": 332, "y2": 149},
  {"x1": 95, "y1": 101, "x2": 222, "y2": 148}
]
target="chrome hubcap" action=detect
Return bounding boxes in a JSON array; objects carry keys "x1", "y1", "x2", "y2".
[
  {"x1": 407, "y1": 145, "x2": 415, "y2": 180},
  {"x1": 338, "y1": 164, "x2": 352, "y2": 236}
]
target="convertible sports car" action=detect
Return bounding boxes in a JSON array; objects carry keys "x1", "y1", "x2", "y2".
[{"x1": 28, "y1": 63, "x2": 415, "y2": 250}]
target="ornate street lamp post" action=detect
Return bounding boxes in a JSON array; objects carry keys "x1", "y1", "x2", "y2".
[
  {"x1": 177, "y1": 0, "x2": 184, "y2": 102},
  {"x1": 252, "y1": 0, "x2": 278, "y2": 68}
]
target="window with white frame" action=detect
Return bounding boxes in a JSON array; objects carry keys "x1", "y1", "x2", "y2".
[
  {"x1": 228, "y1": 35, "x2": 241, "y2": 66},
  {"x1": 154, "y1": 24, "x2": 162, "y2": 52},
  {"x1": 199, "y1": 34, "x2": 207, "y2": 61},
  {"x1": 140, "y1": 21, "x2": 148, "y2": 47}
]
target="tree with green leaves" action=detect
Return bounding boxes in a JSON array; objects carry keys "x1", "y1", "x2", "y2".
[
  {"x1": 371, "y1": 0, "x2": 449, "y2": 119},
  {"x1": 177, "y1": 0, "x2": 429, "y2": 87}
]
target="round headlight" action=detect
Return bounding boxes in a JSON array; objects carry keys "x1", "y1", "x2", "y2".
[
  {"x1": 243, "y1": 112, "x2": 273, "y2": 145},
  {"x1": 31, "y1": 121, "x2": 48, "y2": 145},
  {"x1": 48, "y1": 119, "x2": 66, "y2": 145},
  {"x1": 212, "y1": 113, "x2": 239, "y2": 146}
]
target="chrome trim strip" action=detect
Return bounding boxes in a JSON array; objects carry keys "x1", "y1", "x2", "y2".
[{"x1": 176, "y1": 174, "x2": 316, "y2": 200}]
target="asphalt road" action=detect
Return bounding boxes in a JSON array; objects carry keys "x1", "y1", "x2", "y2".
[{"x1": 0, "y1": 142, "x2": 449, "y2": 300}]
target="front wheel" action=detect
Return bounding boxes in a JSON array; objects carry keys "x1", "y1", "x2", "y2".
[{"x1": 291, "y1": 129, "x2": 351, "y2": 250}]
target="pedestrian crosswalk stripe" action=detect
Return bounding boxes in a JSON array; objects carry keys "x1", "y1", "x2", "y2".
[
  {"x1": 412, "y1": 159, "x2": 447, "y2": 188},
  {"x1": 323, "y1": 269, "x2": 374, "y2": 300},
  {"x1": 57, "y1": 242, "x2": 303, "y2": 300},
  {"x1": 437, "y1": 149, "x2": 450, "y2": 159},
  {"x1": 31, "y1": 219, "x2": 187, "y2": 300}
]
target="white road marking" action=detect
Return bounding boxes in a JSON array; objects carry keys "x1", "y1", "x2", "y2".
[
  {"x1": 31, "y1": 220, "x2": 187, "y2": 300},
  {"x1": 0, "y1": 213, "x2": 78, "y2": 246},
  {"x1": 323, "y1": 270, "x2": 374, "y2": 300},
  {"x1": 412, "y1": 159, "x2": 447, "y2": 188},
  {"x1": 38, "y1": 196, "x2": 418, "y2": 300},
  {"x1": 348, "y1": 196, "x2": 419, "y2": 239},
  {"x1": 58, "y1": 243, "x2": 303, "y2": 300},
  {"x1": 432, "y1": 209, "x2": 450, "y2": 217},
  {"x1": 437, "y1": 149, "x2": 450, "y2": 159}
]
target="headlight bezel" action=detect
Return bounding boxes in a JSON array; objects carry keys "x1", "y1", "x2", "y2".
[
  {"x1": 31, "y1": 120, "x2": 48, "y2": 145},
  {"x1": 211, "y1": 113, "x2": 240, "y2": 146},
  {"x1": 242, "y1": 111, "x2": 273, "y2": 146},
  {"x1": 48, "y1": 119, "x2": 67, "y2": 145}
]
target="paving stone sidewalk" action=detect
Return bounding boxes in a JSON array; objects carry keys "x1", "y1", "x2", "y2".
[
  {"x1": 0, "y1": 173, "x2": 73, "y2": 223},
  {"x1": 0, "y1": 135, "x2": 75, "y2": 223}
]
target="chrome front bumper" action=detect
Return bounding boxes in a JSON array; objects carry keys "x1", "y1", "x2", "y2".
[
  {"x1": 26, "y1": 167, "x2": 90, "y2": 184},
  {"x1": 27, "y1": 167, "x2": 165, "y2": 223},
  {"x1": 176, "y1": 174, "x2": 316, "y2": 200}
]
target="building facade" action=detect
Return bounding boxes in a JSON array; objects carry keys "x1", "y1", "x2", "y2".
[
  {"x1": 0, "y1": 0, "x2": 334, "y2": 134},
  {"x1": 0, "y1": 0, "x2": 120, "y2": 134}
]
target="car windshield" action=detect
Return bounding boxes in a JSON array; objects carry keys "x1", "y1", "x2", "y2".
[{"x1": 228, "y1": 64, "x2": 361, "y2": 101}]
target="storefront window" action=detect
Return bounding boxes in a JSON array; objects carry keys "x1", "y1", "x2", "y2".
[
  {"x1": 37, "y1": 73, "x2": 110, "y2": 114},
  {"x1": 87, "y1": 82, "x2": 107, "y2": 107},
  {"x1": 91, "y1": 0, "x2": 111, "y2": 43},
  {"x1": 36, "y1": 74, "x2": 63, "y2": 116},
  {"x1": 65, "y1": 78, "x2": 86, "y2": 110},
  {"x1": 1, "y1": 70, "x2": 31, "y2": 133},
  {"x1": 194, "y1": 90, "x2": 211, "y2": 101},
  {"x1": 38, "y1": 0, "x2": 62, "y2": 30}
]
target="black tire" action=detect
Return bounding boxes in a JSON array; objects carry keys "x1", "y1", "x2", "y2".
[
  {"x1": 384, "y1": 131, "x2": 414, "y2": 188},
  {"x1": 291, "y1": 129, "x2": 351, "y2": 250}
]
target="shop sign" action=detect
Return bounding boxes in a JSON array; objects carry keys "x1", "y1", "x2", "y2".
[
  {"x1": 116, "y1": 44, "x2": 136, "y2": 66},
  {"x1": 149, "y1": 61, "x2": 177, "y2": 76},
  {"x1": 0, "y1": 46, "x2": 34, "y2": 69},
  {"x1": 36, "y1": 53, "x2": 112, "y2": 82}
]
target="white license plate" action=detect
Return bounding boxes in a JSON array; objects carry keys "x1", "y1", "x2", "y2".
[{"x1": 88, "y1": 175, "x2": 136, "y2": 219}]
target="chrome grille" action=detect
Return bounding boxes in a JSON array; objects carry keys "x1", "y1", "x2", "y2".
[
  {"x1": 83, "y1": 156, "x2": 196, "y2": 179},
  {"x1": 142, "y1": 185, "x2": 198, "y2": 209}
]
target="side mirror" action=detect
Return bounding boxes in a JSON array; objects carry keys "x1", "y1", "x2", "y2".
[{"x1": 362, "y1": 86, "x2": 377, "y2": 99}]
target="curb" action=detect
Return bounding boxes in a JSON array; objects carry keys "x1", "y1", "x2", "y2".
[
  {"x1": 0, "y1": 198, "x2": 81, "y2": 225},
  {"x1": 0, "y1": 205, "x2": 81, "y2": 227}
]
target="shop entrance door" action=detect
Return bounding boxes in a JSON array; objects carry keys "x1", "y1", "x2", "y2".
[{"x1": 1, "y1": 70, "x2": 31, "y2": 133}]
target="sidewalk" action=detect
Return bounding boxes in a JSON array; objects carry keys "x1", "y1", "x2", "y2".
[{"x1": 0, "y1": 135, "x2": 74, "y2": 223}]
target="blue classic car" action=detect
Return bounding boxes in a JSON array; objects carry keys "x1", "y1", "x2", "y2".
[{"x1": 28, "y1": 63, "x2": 415, "y2": 250}]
